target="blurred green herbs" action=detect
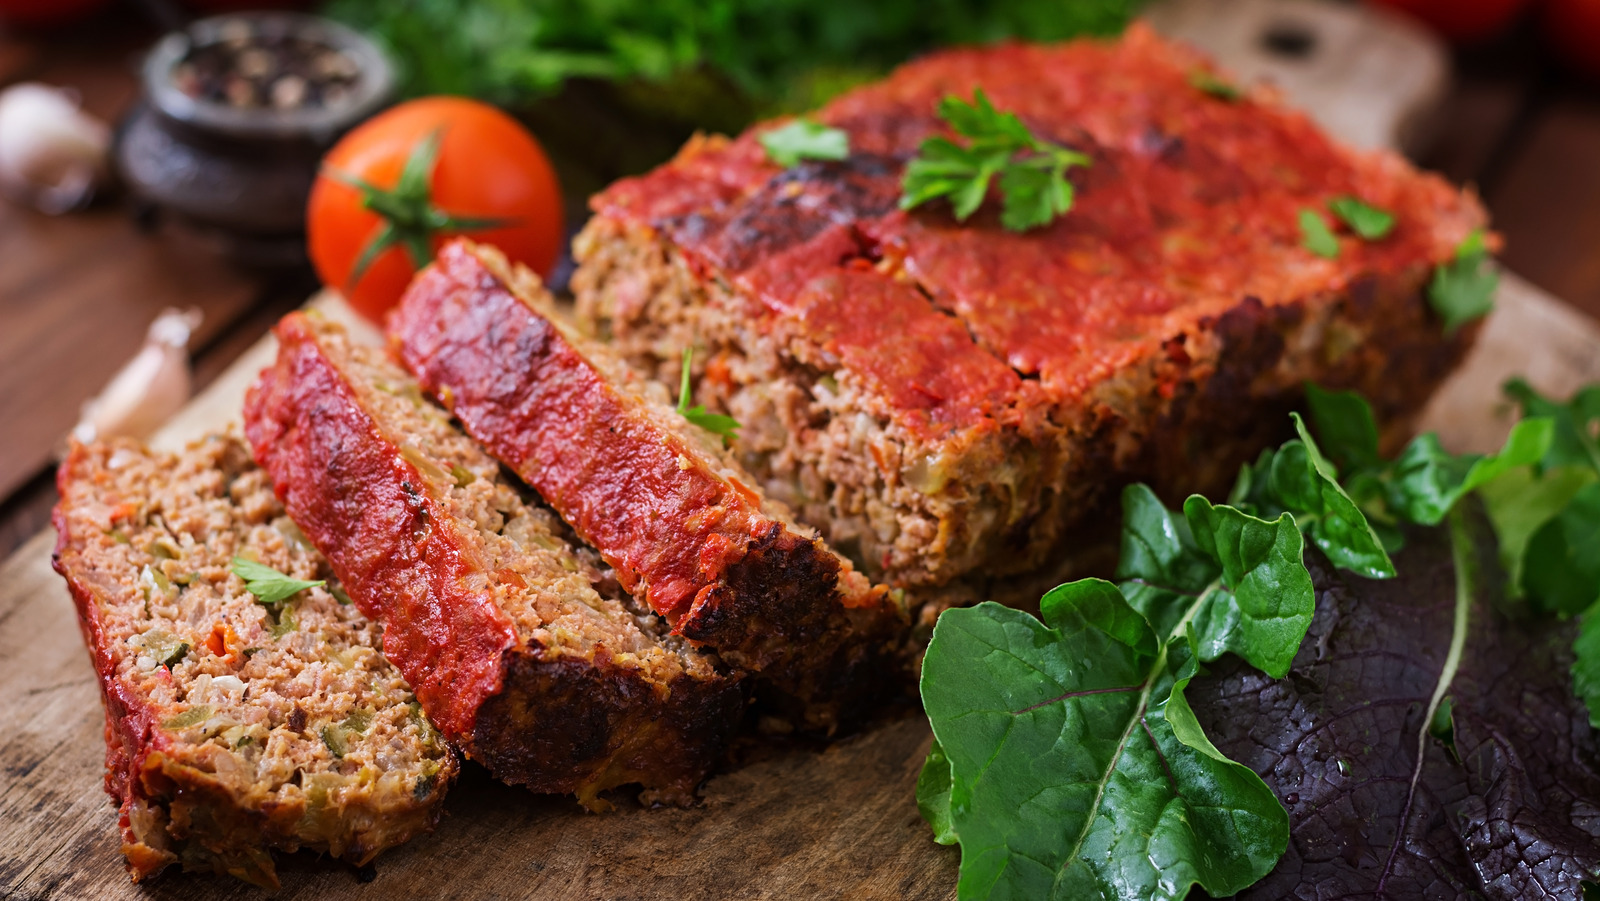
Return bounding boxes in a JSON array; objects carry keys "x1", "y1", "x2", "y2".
[{"x1": 323, "y1": 0, "x2": 1142, "y2": 119}]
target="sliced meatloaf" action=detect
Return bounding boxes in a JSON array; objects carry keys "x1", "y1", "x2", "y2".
[
  {"x1": 571, "y1": 24, "x2": 1487, "y2": 594},
  {"x1": 52, "y1": 435, "x2": 455, "y2": 888},
  {"x1": 244, "y1": 312, "x2": 742, "y2": 807},
  {"x1": 389, "y1": 240, "x2": 904, "y2": 730}
]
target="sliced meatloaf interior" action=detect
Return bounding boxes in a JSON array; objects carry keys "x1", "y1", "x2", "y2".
[
  {"x1": 571, "y1": 24, "x2": 1486, "y2": 597},
  {"x1": 390, "y1": 239, "x2": 906, "y2": 731},
  {"x1": 244, "y1": 311, "x2": 743, "y2": 807},
  {"x1": 52, "y1": 435, "x2": 456, "y2": 888}
]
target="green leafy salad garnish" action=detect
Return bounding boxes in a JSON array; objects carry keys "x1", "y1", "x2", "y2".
[
  {"x1": 1476, "y1": 380, "x2": 1600, "y2": 725},
  {"x1": 901, "y1": 89, "x2": 1091, "y2": 232},
  {"x1": 759, "y1": 118, "x2": 849, "y2": 167},
  {"x1": 676, "y1": 347, "x2": 740, "y2": 442},
  {"x1": 919, "y1": 414, "x2": 1389, "y2": 901},
  {"x1": 1303, "y1": 381, "x2": 1600, "y2": 728},
  {"x1": 918, "y1": 379, "x2": 1600, "y2": 899},
  {"x1": 1428, "y1": 229, "x2": 1497, "y2": 333},
  {"x1": 231, "y1": 557, "x2": 325, "y2": 606}
]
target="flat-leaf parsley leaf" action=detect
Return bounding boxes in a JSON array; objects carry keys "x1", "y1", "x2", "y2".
[
  {"x1": 231, "y1": 557, "x2": 325, "y2": 607},
  {"x1": 758, "y1": 119, "x2": 849, "y2": 167},
  {"x1": 1428, "y1": 229, "x2": 1497, "y2": 333},
  {"x1": 1299, "y1": 208, "x2": 1339, "y2": 259},
  {"x1": 1328, "y1": 196, "x2": 1396, "y2": 240},
  {"x1": 900, "y1": 88, "x2": 1091, "y2": 232},
  {"x1": 676, "y1": 348, "x2": 740, "y2": 442},
  {"x1": 1189, "y1": 69, "x2": 1242, "y2": 101}
]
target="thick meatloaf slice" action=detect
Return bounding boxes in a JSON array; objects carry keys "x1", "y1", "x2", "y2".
[
  {"x1": 52, "y1": 435, "x2": 455, "y2": 888},
  {"x1": 389, "y1": 240, "x2": 903, "y2": 730},
  {"x1": 571, "y1": 24, "x2": 1486, "y2": 594},
  {"x1": 244, "y1": 312, "x2": 742, "y2": 807}
]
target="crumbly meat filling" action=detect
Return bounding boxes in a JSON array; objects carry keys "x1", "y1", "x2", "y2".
[
  {"x1": 58, "y1": 436, "x2": 451, "y2": 822},
  {"x1": 304, "y1": 319, "x2": 720, "y2": 684}
]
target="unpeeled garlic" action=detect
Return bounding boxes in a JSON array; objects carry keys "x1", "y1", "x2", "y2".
[
  {"x1": 73, "y1": 308, "x2": 202, "y2": 444},
  {"x1": 0, "y1": 82, "x2": 110, "y2": 214}
]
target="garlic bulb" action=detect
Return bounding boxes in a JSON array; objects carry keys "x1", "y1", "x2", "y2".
[
  {"x1": 73, "y1": 308, "x2": 202, "y2": 444},
  {"x1": 0, "y1": 83, "x2": 110, "y2": 215}
]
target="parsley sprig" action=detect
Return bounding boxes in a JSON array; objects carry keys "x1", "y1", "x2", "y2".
[
  {"x1": 900, "y1": 88, "x2": 1091, "y2": 232},
  {"x1": 1428, "y1": 229, "x2": 1497, "y2": 333},
  {"x1": 676, "y1": 348, "x2": 740, "y2": 443},
  {"x1": 1189, "y1": 69, "x2": 1242, "y2": 101},
  {"x1": 759, "y1": 119, "x2": 849, "y2": 167},
  {"x1": 231, "y1": 558, "x2": 325, "y2": 607},
  {"x1": 1329, "y1": 196, "x2": 1395, "y2": 240},
  {"x1": 1299, "y1": 209, "x2": 1339, "y2": 259},
  {"x1": 1300, "y1": 196, "x2": 1397, "y2": 259}
]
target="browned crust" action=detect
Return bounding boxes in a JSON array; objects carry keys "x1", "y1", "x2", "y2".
[
  {"x1": 572, "y1": 221, "x2": 1478, "y2": 604},
  {"x1": 244, "y1": 312, "x2": 744, "y2": 806},
  {"x1": 389, "y1": 241, "x2": 907, "y2": 731}
]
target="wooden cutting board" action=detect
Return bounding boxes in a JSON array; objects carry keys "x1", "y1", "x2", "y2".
[{"x1": 6, "y1": 3, "x2": 1600, "y2": 899}]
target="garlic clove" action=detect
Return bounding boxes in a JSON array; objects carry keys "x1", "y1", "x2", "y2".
[
  {"x1": 0, "y1": 82, "x2": 111, "y2": 215},
  {"x1": 74, "y1": 308, "x2": 202, "y2": 444}
]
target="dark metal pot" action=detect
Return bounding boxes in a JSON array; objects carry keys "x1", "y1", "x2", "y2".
[{"x1": 114, "y1": 12, "x2": 394, "y2": 263}]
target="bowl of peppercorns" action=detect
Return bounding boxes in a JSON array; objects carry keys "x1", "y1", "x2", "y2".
[{"x1": 114, "y1": 12, "x2": 395, "y2": 263}]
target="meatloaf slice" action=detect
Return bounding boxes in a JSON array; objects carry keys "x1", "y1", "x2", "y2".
[
  {"x1": 389, "y1": 240, "x2": 904, "y2": 730},
  {"x1": 244, "y1": 312, "x2": 742, "y2": 807},
  {"x1": 571, "y1": 24, "x2": 1486, "y2": 594},
  {"x1": 52, "y1": 435, "x2": 455, "y2": 888}
]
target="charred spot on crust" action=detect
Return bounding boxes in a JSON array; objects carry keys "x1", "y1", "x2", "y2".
[
  {"x1": 676, "y1": 524, "x2": 842, "y2": 662},
  {"x1": 672, "y1": 153, "x2": 904, "y2": 275},
  {"x1": 472, "y1": 650, "x2": 743, "y2": 805}
]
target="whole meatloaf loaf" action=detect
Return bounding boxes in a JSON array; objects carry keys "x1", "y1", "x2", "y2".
[
  {"x1": 245, "y1": 312, "x2": 742, "y2": 807},
  {"x1": 52, "y1": 435, "x2": 455, "y2": 888},
  {"x1": 572, "y1": 24, "x2": 1488, "y2": 594},
  {"x1": 390, "y1": 240, "x2": 902, "y2": 730}
]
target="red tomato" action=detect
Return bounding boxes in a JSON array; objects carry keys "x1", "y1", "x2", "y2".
[
  {"x1": 1365, "y1": 0, "x2": 1531, "y2": 43},
  {"x1": 1544, "y1": 0, "x2": 1600, "y2": 79},
  {"x1": 0, "y1": 0, "x2": 109, "y2": 27},
  {"x1": 307, "y1": 96, "x2": 563, "y2": 323}
]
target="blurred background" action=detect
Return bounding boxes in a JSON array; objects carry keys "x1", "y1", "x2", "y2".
[{"x1": 0, "y1": 0, "x2": 1597, "y2": 561}]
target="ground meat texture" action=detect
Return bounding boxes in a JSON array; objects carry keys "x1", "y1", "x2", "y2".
[
  {"x1": 389, "y1": 240, "x2": 907, "y2": 732},
  {"x1": 571, "y1": 25, "x2": 1485, "y2": 598},
  {"x1": 51, "y1": 436, "x2": 456, "y2": 889},
  {"x1": 243, "y1": 312, "x2": 743, "y2": 806}
]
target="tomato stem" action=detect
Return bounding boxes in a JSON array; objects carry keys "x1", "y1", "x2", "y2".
[{"x1": 323, "y1": 128, "x2": 517, "y2": 289}]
